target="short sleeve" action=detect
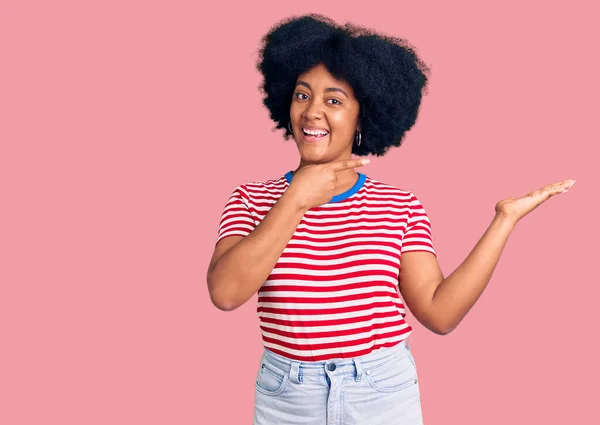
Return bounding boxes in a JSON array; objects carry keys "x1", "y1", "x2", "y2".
[
  {"x1": 400, "y1": 192, "x2": 437, "y2": 257},
  {"x1": 215, "y1": 185, "x2": 256, "y2": 245}
]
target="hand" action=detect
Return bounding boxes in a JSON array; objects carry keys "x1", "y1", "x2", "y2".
[
  {"x1": 286, "y1": 158, "x2": 370, "y2": 211},
  {"x1": 495, "y1": 179, "x2": 576, "y2": 226}
]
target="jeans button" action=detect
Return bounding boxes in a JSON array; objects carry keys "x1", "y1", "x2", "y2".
[{"x1": 327, "y1": 363, "x2": 336, "y2": 371}]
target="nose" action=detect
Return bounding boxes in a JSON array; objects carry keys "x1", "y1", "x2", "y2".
[{"x1": 302, "y1": 98, "x2": 324, "y2": 120}]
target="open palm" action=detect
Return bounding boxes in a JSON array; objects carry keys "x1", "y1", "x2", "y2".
[{"x1": 495, "y1": 179, "x2": 576, "y2": 225}]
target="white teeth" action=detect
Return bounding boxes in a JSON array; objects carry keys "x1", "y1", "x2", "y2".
[{"x1": 303, "y1": 128, "x2": 329, "y2": 136}]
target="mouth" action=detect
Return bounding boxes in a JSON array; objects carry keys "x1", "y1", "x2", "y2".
[{"x1": 301, "y1": 127, "x2": 329, "y2": 143}]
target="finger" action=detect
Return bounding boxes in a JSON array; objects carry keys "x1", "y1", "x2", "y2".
[
  {"x1": 546, "y1": 185, "x2": 571, "y2": 197},
  {"x1": 330, "y1": 158, "x2": 370, "y2": 172},
  {"x1": 532, "y1": 184, "x2": 572, "y2": 200},
  {"x1": 545, "y1": 180, "x2": 575, "y2": 190},
  {"x1": 531, "y1": 179, "x2": 575, "y2": 196}
]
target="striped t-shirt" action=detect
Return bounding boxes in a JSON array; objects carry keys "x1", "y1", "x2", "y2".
[{"x1": 215, "y1": 171, "x2": 436, "y2": 361}]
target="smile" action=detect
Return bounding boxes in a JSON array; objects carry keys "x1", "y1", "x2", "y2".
[{"x1": 302, "y1": 128, "x2": 329, "y2": 142}]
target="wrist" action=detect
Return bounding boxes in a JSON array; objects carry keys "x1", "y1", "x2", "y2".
[
  {"x1": 281, "y1": 190, "x2": 309, "y2": 215},
  {"x1": 492, "y1": 212, "x2": 517, "y2": 232}
]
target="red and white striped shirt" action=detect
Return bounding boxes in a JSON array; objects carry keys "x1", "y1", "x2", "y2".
[{"x1": 215, "y1": 171, "x2": 436, "y2": 361}]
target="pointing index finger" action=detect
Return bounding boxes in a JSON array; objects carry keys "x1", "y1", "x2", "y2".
[{"x1": 330, "y1": 158, "x2": 370, "y2": 172}]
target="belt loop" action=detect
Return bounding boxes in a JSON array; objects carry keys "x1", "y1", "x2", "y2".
[
  {"x1": 289, "y1": 360, "x2": 301, "y2": 384},
  {"x1": 405, "y1": 334, "x2": 412, "y2": 350},
  {"x1": 353, "y1": 357, "x2": 364, "y2": 382}
]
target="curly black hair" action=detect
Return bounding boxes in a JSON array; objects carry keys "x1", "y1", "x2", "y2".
[{"x1": 255, "y1": 14, "x2": 431, "y2": 157}]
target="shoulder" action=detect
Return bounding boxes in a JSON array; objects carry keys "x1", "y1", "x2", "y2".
[
  {"x1": 363, "y1": 175, "x2": 415, "y2": 200},
  {"x1": 230, "y1": 175, "x2": 289, "y2": 202}
]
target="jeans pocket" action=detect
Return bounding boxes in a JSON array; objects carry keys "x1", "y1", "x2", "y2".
[
  {"x1": 365, "y1": 352, "x2": 418, "y2": 393},
  {"x1": 405, "y1": 347, "x2": 417, "y2": 371},
  {"x1": 255, "y1": 358, "x2": 289, "y2": 396}
]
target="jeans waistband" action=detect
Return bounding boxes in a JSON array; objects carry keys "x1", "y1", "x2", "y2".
[{"x1": 262, "y1": 337, "x2": 411, "y2": 383}]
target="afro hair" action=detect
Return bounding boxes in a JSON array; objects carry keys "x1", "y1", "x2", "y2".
[{"x1": 256, "y1": 14, "x2": 431, "y2": 157}]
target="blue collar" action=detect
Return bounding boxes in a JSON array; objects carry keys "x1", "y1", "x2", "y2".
[{"x1": 284, "y1": 171, "x2": 367, "y2": 203}]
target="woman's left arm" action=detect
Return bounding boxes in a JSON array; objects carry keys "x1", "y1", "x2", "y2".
[{"x1": 399, "y1": 178, "x2": 575, "y2": 335}]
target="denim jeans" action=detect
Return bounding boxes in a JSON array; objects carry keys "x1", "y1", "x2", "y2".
[{"x1": 253, "y1": 339, "x2": 423, "y2": 425}]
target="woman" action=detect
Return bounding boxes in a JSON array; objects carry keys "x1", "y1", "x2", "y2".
[{"x1": 207, "y1": 14, "x2": 574, "y2": 425}]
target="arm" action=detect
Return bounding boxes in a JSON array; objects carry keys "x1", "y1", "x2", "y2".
[
  {"x1": 399, "y1": 214, "x2": 515, "y2": 335},
  {"x1": 208, "y1": 158, "x2": 370, "y2": 312},
  {"x1": 207, "y1": 190, "x2": 308, "y2": 312},
  {"x1": 431, "y1": 214, "x2": 515, "y2": 333},
  {"x1": 399, "y1": 178, "x2": 573, "y2": 335}
]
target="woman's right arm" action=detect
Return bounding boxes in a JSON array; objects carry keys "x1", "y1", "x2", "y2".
[
  {"x1": 207, "y1": 158, "x2": 369, "y2": 311},
  {"x1": 206, "y1": 190, "x2": 308, "y2": 311}
]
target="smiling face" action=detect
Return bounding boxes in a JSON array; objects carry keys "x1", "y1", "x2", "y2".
[{"x1": 289, "y1": 63, "x2": 361, "y2": 165}]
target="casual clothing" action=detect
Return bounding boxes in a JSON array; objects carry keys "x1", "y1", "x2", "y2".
[
  {"x1": 253, "y1": 338, "x2": 423, "y2": 425},
  {"x1": 215, "y1": 171, "x2": 436, "y2": 423},
  {"x1": 216, "y1": 171, "x2": 436, "y2": 361}
]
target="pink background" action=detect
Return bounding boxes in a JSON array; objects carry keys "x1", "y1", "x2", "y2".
[{"x1": 1, "y1": 0, "x2": 598, "y2": 423}]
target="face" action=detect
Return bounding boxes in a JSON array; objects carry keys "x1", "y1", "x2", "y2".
[{"x1": 289, "y1": 63, "x2": 361, "y2": 165}]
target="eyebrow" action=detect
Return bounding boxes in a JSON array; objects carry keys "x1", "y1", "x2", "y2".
[{"x1": 296, "y1": 80, "x2": 349, "y2": 99}]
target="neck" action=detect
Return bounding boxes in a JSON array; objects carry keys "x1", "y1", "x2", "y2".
[{"x1": 291, "y1": 165, "x2": 360, "y2": 196}]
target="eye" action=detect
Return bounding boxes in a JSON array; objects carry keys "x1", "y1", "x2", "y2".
[
  {"x1": 328, "y1": 98, "x2": 342, "y2": 105},
  {"x1": 295, "y1": 92, "x2": 308, "y2": 100}
]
